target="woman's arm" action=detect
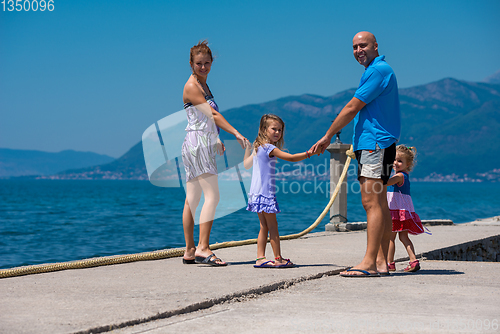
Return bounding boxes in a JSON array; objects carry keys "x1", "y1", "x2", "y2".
[
  {"x1": 183, "y1": 80, "x2": 248, "y2": 148},
  {"x1": 213, "y1": 112, "x2": 249, "y2": 149},
  {"x1": 386, "y1": 172, "x2": 404, "y2": 187}
]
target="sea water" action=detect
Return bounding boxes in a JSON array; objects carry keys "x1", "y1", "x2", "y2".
[{"x1": 0, "y1": 179, "x2": 499, "y2": 269}]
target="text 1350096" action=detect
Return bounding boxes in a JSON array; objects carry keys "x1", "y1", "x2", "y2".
[{"x1": 2, "y1": 0, "x2": 54, "y2": 11}]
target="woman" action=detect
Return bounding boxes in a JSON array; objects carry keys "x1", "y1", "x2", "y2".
[{"x1": 181, "y1": 41, "x2": 249, "y2": 266}]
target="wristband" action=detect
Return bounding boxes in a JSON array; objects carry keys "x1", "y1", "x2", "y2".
[{"x1": 306, "y1": 151, "x2": 310, "y2": 159}]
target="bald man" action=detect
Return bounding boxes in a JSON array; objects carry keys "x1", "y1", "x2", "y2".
[{"x1": 310, "y1": 31, "x2": 401, "y2": 277}]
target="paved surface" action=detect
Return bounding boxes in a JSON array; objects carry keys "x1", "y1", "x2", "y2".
[{"x1": 1, "y1": 217, "x2": 500, "y2": 334}]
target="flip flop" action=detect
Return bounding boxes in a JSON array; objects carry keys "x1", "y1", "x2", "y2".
[
  {"x1": 378, "y1": 271, "x2": 391, "y2": 276},
  {"x1": 340, "y1": 268, "x2": 380, "y2": 277},
  {"x1": 182, "y1": 258, "x2": 196, "y2": 264},
  {"x1": 253, "y1": 260, "x2": 276, "y2": 268},
  {"x1": 195, "y1": 254, "x2": 228, "y2": 267},
  {"x1": 274, "y1": 258, "x2": 295, "y2": 268}
]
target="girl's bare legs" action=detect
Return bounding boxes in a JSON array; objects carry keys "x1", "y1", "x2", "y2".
[
  {"x1": 387, "y1": 232, "x2": 397, "y2": 263},
  {"x1": 398, "y1": 231, "x2": 417, "y2": 262},
  {"x1": 256, "y1": 212, "x2": 270, "y2": 265},
  {"x1": 262, "y1": 212, "x2": 291, "y2": 265}
]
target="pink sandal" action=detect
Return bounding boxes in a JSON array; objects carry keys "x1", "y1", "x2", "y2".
[
  {"x1": 388, "y1": 262, "x2": 396, "y2": 271},
  {"x1": 404, "y1": 260, "x2": 420, "y2": 272}
]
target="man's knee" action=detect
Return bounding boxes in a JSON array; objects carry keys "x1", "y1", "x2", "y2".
[
  {"x1": 360, "y1": 178, "x2": 386, "y2": 209},
  {"x1": 362, "y1": 178, "x2": 385, "y2": 195}
]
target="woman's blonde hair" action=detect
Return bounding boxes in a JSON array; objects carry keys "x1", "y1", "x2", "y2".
[
  {"x1": 253, "y1": 114, "x2": 285, "y2": 151},
  {"x1": 396, "y1": 145, "x2": 417, "y2": 172}
]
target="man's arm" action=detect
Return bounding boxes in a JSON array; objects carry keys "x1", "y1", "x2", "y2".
[{"x1": 310, "y1": 97, "x2": 366, "y2": 154}]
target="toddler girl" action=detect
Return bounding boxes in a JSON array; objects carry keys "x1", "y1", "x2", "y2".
[
  {"x1": 386, "y1": 145, "x2": 427, "y2": 272},
  {"x1": 244, "y1": 114, "x2": 318, "y2": 268}
]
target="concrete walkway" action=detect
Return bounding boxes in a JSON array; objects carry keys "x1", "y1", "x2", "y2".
[{"x1": 1, "y1": 217, "x2": 499, "y2": 334}]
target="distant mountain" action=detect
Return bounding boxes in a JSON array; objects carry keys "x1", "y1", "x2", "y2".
[
  {"x1": 0, "y1": 148, "x2": 115, "y2": 177},
  {"x1": 48, "y1": 76, "x2": 500, "y2": 181},
  {"x1": 483, "y1": 70, "x2": 500, "y2": 84},
  {"x1": 398, "y1": 78, "x2": 500, "y2": 177},
  {"x1": 47, "y1": 143, "x2": 147, "y2": 180},
  {"x1": 220, "y1": 77, "x2": 500, "y2": 179}
]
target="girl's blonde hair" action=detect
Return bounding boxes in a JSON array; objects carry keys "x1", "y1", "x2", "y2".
[
  {"x1": 253, "y1": 114, "x2": 285, "y2": 151},
  {"x1": 396, "y1": 145, "x2": 417, "y2": 172}
]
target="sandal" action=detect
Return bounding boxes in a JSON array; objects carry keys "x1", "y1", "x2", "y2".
[
  {"x1": 254, "y1": 257, "x2": 276, "y2": 268},
  {"x1": 340, "y1": 268, "x2": 380, "y2": 277},
  {"x1": 388, "y1": 262, "x2": 396, "y2": 271},
  {"x1": 195, "y1": 254, "x2": 228, "y2": 267},
  {"x1": 404, "y1": 260, "x2": 420, "y2": 272},
  {"x1": 274, "y1": 256, "x2": 295, "y2": 268}
]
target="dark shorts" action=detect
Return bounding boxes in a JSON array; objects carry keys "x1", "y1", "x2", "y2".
[{"x1": 355, "y1": 143, "x2": 396, "y2": 185}]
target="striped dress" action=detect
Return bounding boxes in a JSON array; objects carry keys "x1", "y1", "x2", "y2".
[
  {"x1": 181, "y1": 93, "x2": 220, "y2": 182},
  {"x1": 387, "y1": 172, "x2": 425, "y2": 235}
]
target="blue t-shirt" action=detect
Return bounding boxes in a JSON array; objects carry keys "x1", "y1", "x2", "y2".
[{"x1": 353, "y1": 55, "x2": 401, "y2": 151}]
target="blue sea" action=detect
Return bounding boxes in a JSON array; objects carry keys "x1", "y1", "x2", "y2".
[{"x1": 1, "y1": 179, "x2": 499, "y2": 269}]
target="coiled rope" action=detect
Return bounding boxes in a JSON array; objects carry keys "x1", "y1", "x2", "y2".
[{"x1": 0, "y1": 147, "x2": 354, "y2": 279}]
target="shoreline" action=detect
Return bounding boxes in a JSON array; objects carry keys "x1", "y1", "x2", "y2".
[{"x1": 1, "y1": 176, "x2": 499, "y2": 183}]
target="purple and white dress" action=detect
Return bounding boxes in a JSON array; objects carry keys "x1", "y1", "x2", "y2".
[
  {"x1": 181, "y1": 93, "x2": 220, "y2": 182},
  {"x1": 246, "y1": 143, "x2": 281, "y2": 213}
]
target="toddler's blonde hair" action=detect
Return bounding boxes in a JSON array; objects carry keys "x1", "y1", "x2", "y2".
[{"x1": 396, "y1": 145, "x2": 417, "y2": 172}]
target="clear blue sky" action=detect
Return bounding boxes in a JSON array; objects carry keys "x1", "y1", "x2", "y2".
[{"x1": 1, "y1": 0, "x2": 499, "y2": 158}]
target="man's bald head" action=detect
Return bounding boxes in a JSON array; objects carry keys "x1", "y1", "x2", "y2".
[
  {"x1": 352, "y1": 31, "x2": 379, "y2": 68},
  {"x1": 353, "y1": 31, "x2": 377, "y2": 44}
]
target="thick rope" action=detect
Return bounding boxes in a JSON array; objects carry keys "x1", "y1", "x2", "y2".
[{"x1": 0, "y1": 147, "x2": 354, "y2": 279}]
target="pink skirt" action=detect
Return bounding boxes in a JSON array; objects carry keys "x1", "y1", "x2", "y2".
[{"x1": 391, "y1": 210, "x2": 424, "y2": 235}]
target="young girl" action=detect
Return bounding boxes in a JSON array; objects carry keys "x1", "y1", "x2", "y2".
[
  {"x1": 386, "y1": 145, "x2": 427, "y2": 273},
  {"x1": 244, "y1": 114, "x2": 318, "y2": 268}
]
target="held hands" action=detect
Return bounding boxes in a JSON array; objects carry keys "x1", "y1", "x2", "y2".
[
  {"x1": 309, "y1": 135, "x2": 331, "y2": 156},
  {"x1": 235, "y1": 132, "x2": 251, "y2": 150},
  {"x1": 216, "y1": 132, "x2": 250, "y2": 156},
  {"x1": 243, "y1": 139, "x2": 253, "y2": 150},
  {"x1": 308, "y1": 144, "x2": 322, "y2": 157},
  {"x1": 305, "y1": 142, "x2": 323, "y2": 158}
]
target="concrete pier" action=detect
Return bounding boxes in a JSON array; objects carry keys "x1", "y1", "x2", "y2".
[{"x1": 1, "y1": 217, "x2": 500, "y2": 334}]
